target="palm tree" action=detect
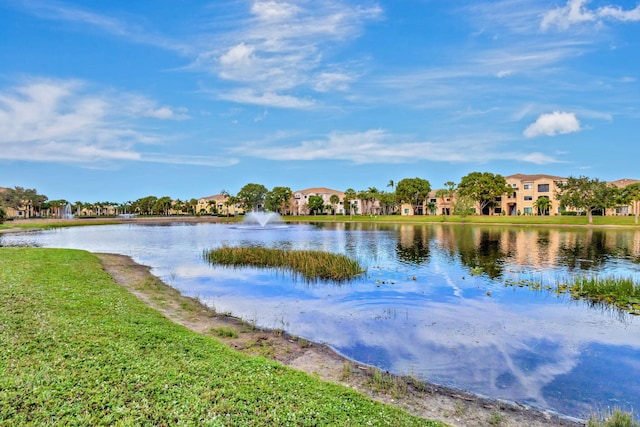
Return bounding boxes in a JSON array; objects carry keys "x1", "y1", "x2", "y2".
[
  {"x1": 534, "y1": 196, "x2": 551, "y2": 216},
  {"x1": 330, "y1": 194, "x2": 340, "y2": 219},
  {"x1": 344, "y1": 188, "x2": 357, "y2": 219}
]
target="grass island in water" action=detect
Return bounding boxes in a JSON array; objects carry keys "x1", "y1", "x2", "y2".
[
  {"x1": 505, "y1": 275, "x2": 640, "y2": 315},
  {"x1": 205, "y1": 246, "x2": 365, "y2": 281}
]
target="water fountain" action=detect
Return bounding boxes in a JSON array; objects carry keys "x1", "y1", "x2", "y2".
[
  {"x1": 238, "y1": 212, "x2": 288, "y2": 229},
  {"x1": 61, "y1": 203, "x2": 74, "y2": 219}
]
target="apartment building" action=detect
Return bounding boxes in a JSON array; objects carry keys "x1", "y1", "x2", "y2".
[
  {"x1": 196, "y1": 194, "x2": 244, "y2": 216},
  {"x1": 291, "y1": 187, "x2": 348, "y2": 216},
  {"x1": 501, "y1": 174, "x2": 567, "y2": 216}
]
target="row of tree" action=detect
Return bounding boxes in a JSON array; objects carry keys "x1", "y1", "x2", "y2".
[{"x1": 3, "y1": 173, "x2": 640, "y2": 224}]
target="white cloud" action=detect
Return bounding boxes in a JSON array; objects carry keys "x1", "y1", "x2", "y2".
[
  {"x1": 193, "y1": 1, "x2": 381, "y2": 108},
  {"x1": 229, "y1": 129, "x2": 563, "y2": 164},
  {"x1": 313, "y1": 72, "x2": 354, "y2": 92},
  {"x1": 218, "y1": 89, "x2": 315, "y2": 109},
  {"x1": 219, "y1": 43, "x2": 256, "y2": 68},
  {"x1": 523, "y1": 111, "x2": 581, "y2": 138},
  {"x1": 0, "y1": 78, "x2": 201, "y2": 165},
  {"x1": 541, "y1": 0, "x2": 640, "y2": 31},
  {"x1": 251, "y1": 1, "x2": 300, "y2": 22}
]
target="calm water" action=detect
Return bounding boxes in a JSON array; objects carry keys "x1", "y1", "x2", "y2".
[{"x1": 3, "y1": 222, "x2": 640, "y2": 419}]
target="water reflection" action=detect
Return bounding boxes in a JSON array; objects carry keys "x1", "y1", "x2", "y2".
[{"x1": 2, "y1": 222, "x2": 640, "y2": 419}]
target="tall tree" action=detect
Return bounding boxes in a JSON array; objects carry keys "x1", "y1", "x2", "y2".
[
  {"x1": 457, "y1": 172, "x2": 511, "y2": 215},
  {"x1": 154, "y1": 196, "x2": 173, "y2": 216},
  {"x1": 556, "y1": 176, "x2": 618, "y2": 224},
  {"x1": 265, "y1": 186, "x2": 293, "y2": 214},
  {"x1": 307, "y1": 195, "x2": 324, "y2": 215},
  {"x1": 329, "y1": 194, "x2": 340, "y2": 218},
  {"x1": 395, "y1": 178, "x2": 431, "y2": 215},
  {"x1": 236, "y1": 183, "x2": 268, "y2": 212},
  {"x1": 344, "y1": 188, "x2": 357, "y2": 219},
  {"x1": 378, "y1": 192, "x2": 397, "y2": 215},
  {"x1": 188, "y1": 198, "x2": 198, "y2": 215}
]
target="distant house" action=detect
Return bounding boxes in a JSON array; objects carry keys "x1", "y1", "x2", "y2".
[
  {"x1": 0, "y1": 186, "x2": 30, "y2": 219},
  {"x1": 291, "y1": 187, "x2": 347, "y2": 216},
  {"x1": 196, "y1": 194, "x2": 244, "y2": 216}
]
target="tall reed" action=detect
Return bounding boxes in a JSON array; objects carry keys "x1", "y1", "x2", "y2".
[{"x1": 205, "y1": 246, "x2": 365, "y2": 281}]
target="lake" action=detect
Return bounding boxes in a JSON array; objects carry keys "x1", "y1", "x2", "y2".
[{"x1": 3, "y1": 221, "x2": 640, "y2": 420}]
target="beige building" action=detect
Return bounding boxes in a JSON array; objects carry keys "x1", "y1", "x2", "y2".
[
  {"x1": 501, "y1": 174, "x2": 566, "y2": 216},
  {"x1": 292, "y1": 187, "x2": 348, "y2": 216},
  {"x1": 608, "y1": 178, "x2": 640, "y2": 216},
  {"x1": 196, "y1": 194, "x2": 244, "y2": 216}
]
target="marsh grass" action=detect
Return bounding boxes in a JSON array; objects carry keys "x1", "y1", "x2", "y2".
[
  {"x1": 588, "y1": 409, "x2": 639, "y2": 427},
  {"x1": 558, "y1": 275, "x2": 640, "y2": 315},
  {"x1": 205, "y1": 246, "x2": 365, "y2": 281},
  {"x1": 0, "y1": 247, "x2": 440, "y2": 426}
]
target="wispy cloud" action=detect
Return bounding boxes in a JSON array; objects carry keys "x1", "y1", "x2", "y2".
[
  {"x1": 0, "y1": 78, "x2": 232, "y2": 166},
  {"x1": 229, "y1": 129, "x2": 563, "y2": 165},
  {"x1": 10, "y1": 0, "x2": 191, "y2": 53},
  {"x1": 194, "y1": 0, "x2": 382, "y2": 108},
  {"x1": 523, "y1": 111, "x2": 581, "y2": 138},
  {"x1": 541, "y1": 0, "x2": 640, "y2": 31}
]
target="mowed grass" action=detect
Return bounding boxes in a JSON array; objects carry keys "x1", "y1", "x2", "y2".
[
  {"x1": 0, "y1": 248, "x2": 441, "y2": 426},
  {"x1": 205, "y1": 246, "x2": 365, "y2": 281}
]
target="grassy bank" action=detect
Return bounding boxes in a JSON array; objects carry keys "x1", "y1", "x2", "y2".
[
  {"x1": 0, "y1": 247, "x2": 440, "y2": 426},
  {"x1": 205, "y1": 246, "x2": 365, "y2": 281}
]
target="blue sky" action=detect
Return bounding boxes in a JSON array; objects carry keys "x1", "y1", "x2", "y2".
[{"x1": 1, "y1": 0, "x2": 638, "y2": 202}]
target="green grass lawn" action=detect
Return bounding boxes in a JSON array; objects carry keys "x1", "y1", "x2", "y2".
[{"x1": 0, "y1": 248, "x2": 442, "y2": 426}]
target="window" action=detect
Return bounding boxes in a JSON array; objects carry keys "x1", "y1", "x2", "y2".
[
  {"x1": 538, "y1": 184, "x2": 550, "y2": 192},
  {"x1": 495, "y1": 197, "x2": 502, "y2": 202},
  {"x1": 430, "y1": 198, "x2": 437, "y2": 203},
  {"x1": 523, "y1": 184, "x2": 533, "y2": 190},
  {"x1": 524, "y1": 196, "x2": 533, "y2": 201},
  {"x1": 524, "y1": 207, "x2": 533, "y2": 214}
]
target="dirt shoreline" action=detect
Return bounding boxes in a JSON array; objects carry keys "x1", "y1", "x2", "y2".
[{"x1": 96, "y1": 252, "x2": 584, "y2": 427}]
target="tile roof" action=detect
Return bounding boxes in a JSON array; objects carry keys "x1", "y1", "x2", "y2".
[
  {"x1": 505, "y1": 173, "x2": 566, "y2": 181},
  {"x1": 608, "y1": 178, "x2": 640, "y2": 188},
  {"x1": 294, "y1": 187, "x2": 344, "y2": 196}
]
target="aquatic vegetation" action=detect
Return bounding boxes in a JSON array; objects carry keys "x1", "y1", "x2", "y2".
[
  {"x1": 506, "y1": 274, "x2": 640, "y2": 315},
  {"x1": 562, "y1": 275, "x2": 640, "y2": 315},
  {"x1": 205, "y1": 246, "x2": 365, "y2": 281}
]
